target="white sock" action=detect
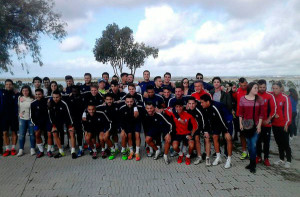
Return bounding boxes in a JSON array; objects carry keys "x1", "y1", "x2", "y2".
[
  {"x1": 94, "y1": 144, "x2": 96, "y2": 148},
  {"x1": 93, "y1": 148, "x2": 97, "y2": 153},
  {"x1": 12, "y1": 145, "x2": 16, "y2": 149},
  {"x1": 186, "y1": 154, "x2": 190, "y2": 158},
  {"x1": 79, "y1": 146, "x2": 83, "y2": 151},
  {"x1": 136, "y1": 146, "x2": 140, "y2": 154},
  {"x1": 157, "y1": 146, "x2": 161, "y2": 151},
  {"x1": 243, "y1": 151, "x2": 247, "y2": 154},
  {"x1": 179, "y1": 151, "x2": 183, "y2": 156},
  {"x1": 164, "y1": 154, "x2": 168, "y2": 158},
  {"x1": 114, "y1": 143, "x2": 118, "y2": 149},
  {"x1": 110, "y1": 147, "x2": 115, "y2": 152},
  {"x1": 105, "y1": 144, "x2": 108, "y2": 149},
  {"x1": 59, "y1": 148, "x2": 64, "y2": 154},
  {"x1": 5, "y1": 146, "x2": 10, "y2": 151},
  {"x1": 71, "y1": 148, "x2": 75, "y2": 153},
  {"x1": 121, "y1": 147, "x2": 126, "y2": 152},
  {"x1": 227, "y1": 156, "x2": 231, "y2": 161},
  {"x1": 216, "y1": 153, "x2": 221, "y2": 158},
  {"x1": 206, "y1": 156, "x2": 210, "y2": 159},
  {"x1": 150, "y1": 147, "x2": 154, "y2": 153},
  {"x1": 101, "y1": 148, "x2": 105, "y2": 152},
  {"x1": 47, "y1": 145, "x2": 51, "y2": 152},
  {"x1": 129, "y1": 146, "x2": 133, "y2": 153},
  {"x1": 37, "y1": 143, "x2": 44, "y2": 152}
]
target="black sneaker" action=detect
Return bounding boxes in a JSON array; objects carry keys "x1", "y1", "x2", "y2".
[
  {"x1": 92, "y1": 152, "x2": 97, "y2": 159},
  {"x1": 54, "y1": 153, "x2": 63, "y2": 158},
  {"x1": 72, "y1": 152, "x2": 77, "y2": 159},
  {"x1": 201, "y1": 152, "x2": 207, "y2": 161}
]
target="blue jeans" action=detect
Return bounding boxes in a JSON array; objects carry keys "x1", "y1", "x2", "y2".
[
  {"x1": 246, "y1": 132, "x2": 258, "y2": 161},
  {"x1": 19, "y1": 119, "x2": 35, "y2": 149}
]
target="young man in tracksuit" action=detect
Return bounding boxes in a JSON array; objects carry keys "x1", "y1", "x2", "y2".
[
  {"x1": 96, "y1": 93, "x2": 121, "y2": 160},
  {"x1": 143, "y1": 85, "x2": 165, "y2": 111},
  {"x1": 121, "y1": 83, "x2": 144, "y2": 106},
  {"x1": 48, "y1": 90, "x2": 75, "y2": 158},
  {"x1": 164, "y1": 99, "x2": 198, "y2": 165},
  {"x1": 65, "y1": 85, "x2": 86, "y2": 157},
  {"x1": 256, "y1": 79, "x2": 277, "y2": 166},
  {"x1": 200, "y1": 94, "x2": 234, "y2": 169},
  {"x1": 138, "y1": 70, "x2": 155, "y2": 96},
  {"x1": 109, "y1": 80, "x2": 126, "y2": 102},
  {"x1": 82, "y1": 85, "x2": 104, "y2": 108},
  {"x1": 31, "y1": 88, "x2": 53, "y2": 158},
  {"x1": 271, "y1": 82, "x2": 292, "y2": 168},
  {"x1": 168, "y1": 86, "x2": 188, "y2": 108},
  {"x1": 83, "y1": 104, "x2": 112, "y2": 159},
  {"x1": 80, "y1": 73, "x2": 92, "y2": 93},
  {"x1": 142, "y1": 101, "x2": 173, "y2": 164},
  {"x1": 0, "y1": 79, "x2": 19, "y2": 156}
]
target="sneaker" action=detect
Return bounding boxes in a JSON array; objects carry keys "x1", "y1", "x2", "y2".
[
  {"x1": 274, "y1": 160, "x2": 285, "y2": 166},
  {"x1": 88, "y1": 147, "x2": 93, "y2": 155},
  {"x1": 185, "y1": 157, "x2": 191, "y2": 165},
  {"x1": 72, "y1": 152, "x2": 77, "y2": 159},
  {"x1": 206, "y1": 157, "x2": 211, "y2": 166},
  {"x1": 170, "y1": 150, "x2": 178, "y2": 157},
  {"x1": 101, "y1": 151, "x2": 107, "y2": 159},
  {"x1": 83, "y1": 144, "x2": 88, "y2": 149},
  {"x1": 153, "y1": 150, "x2": 160, "y2": 160},
  {"x1": 213, "y1": 157, "x2": 222, "y2": 166},
  {"x1": 284, "y1": 162, "x2": 291, "y2": 168},
  {"x1": 240, "y1": 152, "x2": 248, "y2": 160},
  {"x1": 36, "y1": 151, "x2": 44, "y2": 158},
  {"x1": 54, "y1": 153, "x2": 64, "y2": 158},
  {"x1": 108, "y1": 150, "x2": 116, "y2": 160},
  {"x1": 77, "y1": 149, "x2": 84, "y2": 157},
  {"x1": 224, "y1": 158, "x2": 231, "y2": 169},
  {"x1": 164, "y1": 155, "x2": 170, "y2": 165},
  {"x1": 250, "y1": 168, "x2": 256, "y2": 173},
  {"x1": 147, "y1": 152, "x2": 154, "y2": 157},
  {"x1": 256, "y1": 156, "x2": 262, "y2": 164},
  {"x1": 92, "y1": 152, "x2": 97, "y2": 159},
  {"x1": 121, "y1": 150, "x2": 128, "y2": 160},
  {"x1": 146, "y1": 146, "x2": 150, "y2": 154},
  {"x1": 30, "y1": 148, "x2": 36, "y2": 156},
  {"x1": 128, "y1": 152, "x2": 134, "y2": 160},
  {"x1": 177, "y1": 155, "x2": 183, "y2": 163},
  {"x1": 11, "y1": 149, "x2": 17, "y2": 156},
  {"x1": 17, "y1": 149, "x2": 24, "y2": 157},
  {"x1": 201, "y1": 152, "x2": 207, "y2": 161},
  {"x1": 194, "y1": 157, "x2": 202, "y2": 165},
  {"x1": 212, "y1": 152, "x2": 217, "y2": 158},
  {"x1": 264, "y1": 158, "x2": 271, "y2": 166},
  {"x1": 47, "y1": 151, "x2": 53, "y2": 157},
  {"x1": 135, "y1": 153, "x2": 141, "y2": 161}
]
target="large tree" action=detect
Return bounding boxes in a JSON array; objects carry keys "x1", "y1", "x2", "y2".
[
  {"x1": 93, "y1": 23, "x2": 158, "y2": 78},
  {"x1": 0, "y1": 0, "x2": 67, "y2": 74}
]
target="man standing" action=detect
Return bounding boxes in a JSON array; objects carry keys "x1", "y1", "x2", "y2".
[
  {"x1": 80, "y1": 73, "x2": 92, "y2": 93},
  {"x1": 139, "y1": 70, "x2": 155, "y2": 96}
]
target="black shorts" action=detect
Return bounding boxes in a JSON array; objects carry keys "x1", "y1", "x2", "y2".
[
  {"x1": 193, "y1": 130, "x2": 201, "y2": 136},
  {"x1": 1, "y1": 116, "x2": 19, "y2": 132},
  {"x1": 110, "y1": 124, "x2": 120, "y2": 136},
  {"x1": 34, "y1": 121, "x2": 52, "y2": 132},
  {"x1": 146, "y1": 129, "x2": 167, "y2": 141},
  {"x1": 73, "y1": 122, "x2": 83, "y2": 134},
  {"x1": 212, "y1": 130, "x2": 233, "y2": 136},
  {"x1": 122, "y1": 123, "x2": 141, "y2": 134},
  {"x1": 173, "y1": 134, "x2": 193, "y2": 144}
]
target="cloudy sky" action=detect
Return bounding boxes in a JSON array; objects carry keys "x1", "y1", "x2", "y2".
[{"x1": 4, "y1": 0, "x2": 300, "y2": 78}]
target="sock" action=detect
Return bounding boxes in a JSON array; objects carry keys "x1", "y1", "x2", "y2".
[
  {"x1": 71, "y1": 148, "x2": 75, "y2": 153},
  {"x1": 186, "y1": 154, "x2": 190, "y2": 158},
  {"x1": 206, "y1": 156, "x2": 210, "y2": 159},
  {"x1": 114, "y1": 143, "x2": 118, "y2": 149},
  {"x1": 37, "y1": 144, "x2": 44, "y2": 152},
  {"x1": 12, "y1": 145, "x2": 16, "y2": 149},
  {"x1": 135, "y1": 146, "x2": 140, "y2": 154},
  {"x1": 129, "y1": 146, "x2": 133, "y2": 153},
  {"x1": 150, "y1": 147, "x2": 154, "y2": 153},
  {"x1": 5, "y1": 146, "x2": 10, "y2": 151},
  {"x1": 198, "y1": 156, "x2": 202, "y2": 159},
  {"x1": 93, "y1": 148, "x2": 97, "y2": 153},
  {"x1": 79, "y1": 146, "x2": 83, "y2": 151},
  {"x1": 110, "y1": 147, "x2": 115, "y2": 152},
  {"x1": 51, "y1": 145, "x2": 54, "y2": 150},
  {"x1": 227, "y1": 156, "x2": 231, "y2": 161},
  {"x1": 101, "y1": 148, "x2": 105, "y2": 152},
  {"x1": 164, "y1": 154, "x2": 168, "y2": 158},
  {"x1": 94, "y1": 144, "x2": 96, "y2": 148},
  {"x1": 216, "y1": 153, "x2": 221, "y2": 158},
  {"x1": 121, "y1": 147, "x2": 126, "y2": 152},
  {"x1": 243, "y1": 151, "x2": 247, "y2": 154},
  {"x1": 179, "y1": 151, "x2": 183, "y2": 156},
  {"x1": 182, "y1": 145, "x2": 187, "y2": 154},
  {"x1": 157, "y1": 146, "x2": 161, "y2": 151},
  {"x1": 105, "y1": 144, "x2": 108, "y2": 149},
  {"x1": 59, "y1": 148, "x2": 64, "y2": 154},
  {"x1": 47, "y1": 145, "x2": 51, "y2": 152}
]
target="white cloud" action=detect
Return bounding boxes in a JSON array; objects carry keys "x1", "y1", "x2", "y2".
[{"x1": 59, "y1": 36, "x2": 88, "y2": 52}]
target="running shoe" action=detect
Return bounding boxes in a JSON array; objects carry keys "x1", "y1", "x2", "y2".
[
  {"x1": 177, "y1": 155, "x2": 183, "y2": 164},
  {"x1": 36, "y1": 151, "x2": 44, "y2": 158},
  {"x1": 256, "y1": 156, "x2": 262, "y2": 164},
  {"x1": 47, "y1": 151, "x2": 53, "y2": 157},
  {"x1": 77, "y1": 149, "x2": 84, "y2": 157},
  {"x1": 185, "y1": 157, "x2": 191, "y2": 165},
  {"x1": 121, "y1": 150, "x2": 128, "y2": 160},
  {"x1": 101, "y1": 151, "x2": 107, "y2": 159},
  {"x1": 135, "y1": 153, "x2": 141, "y2": 161},
  {"x1": 72, "y1": 152, "x2": 77, "y2": 159},
  {"x1": 128, "y1": 152, "x2": 134, "y2": 160},
  {"x1": 240, "y1": 152, "x2": 248, "y2": 160},
  {"x1": 264, "y1": 158, "x2": 271, "y2": 166},
  {"x1": 11, "y1": 149, "x2": 17, "y2": 156},
  {"x1": 92, "y1": 152, "x2": 97, "y2": 159},
  {"x1": 108, "y1": 150, "x2": 116, "y2": 160}
]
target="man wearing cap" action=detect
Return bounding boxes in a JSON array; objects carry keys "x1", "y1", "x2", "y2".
[{"x1": 98, "y1": 78, "x2": 107, "y2": 96}]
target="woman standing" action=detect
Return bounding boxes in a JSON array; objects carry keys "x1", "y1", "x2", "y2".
[
  {"x1": 239, "y1": 82, "x2": 264, "y2": 173},
  {"x1": 181, "y1": 78, "x2": 194, "y2": 96},
  {"x1": 288, "y1": 88, "x2": 298, "y2": 139},
  {"x1": 17, "y1": 85, "x2": 35, "y2": 156},
  {"x1": 47, "y1": 81, "x2": 58, "y2": 97},
  {"x1": 272, "y1": 82, "x2": 292, "y2": 168}
]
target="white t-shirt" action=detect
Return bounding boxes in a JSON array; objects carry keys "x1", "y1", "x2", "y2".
[
  {"x1": 123, "y1": 84, "x2": 141, "y2": 94},
  {"x1": 18, "y1": 96, "x2": 34, "y2": 120}
]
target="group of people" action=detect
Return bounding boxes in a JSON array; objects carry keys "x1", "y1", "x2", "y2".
[{"x1": 0, "y1": 71, "x2": 298, "y2": 174}]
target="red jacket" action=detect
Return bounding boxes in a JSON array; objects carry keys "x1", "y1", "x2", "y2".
[
  {"x1": 232, "y1": 88, "x2": 247, "y2": 116},
  {"x1": 191, "y1": 90, "x2": 212, "y2": 101},
  {"x1": 258, "y1": 91, "x2": 277, "y2": 127},
  {"x1": 164, "y1": 108, "x2": 198, "y2": 135},
  {"x1": 271, "y1": 92, "x2": 292, "y2": 127}
]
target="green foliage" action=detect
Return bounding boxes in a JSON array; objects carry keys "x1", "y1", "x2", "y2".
[
  {"x1": 0, "y1": 0, "x2": 67, "y2": 74},
  {"x1": 93, "y1": 23, "x2": 158, "y2": 78}
]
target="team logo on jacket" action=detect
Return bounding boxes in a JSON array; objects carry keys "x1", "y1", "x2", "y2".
[
  {"x1": 37, "y1": 106, "x2": 39, "y2": 109},
  {"x1": 90, "y1": 100, "x2": 92, "y2": 102},
  {"x1": 125, "y1": 112, "x2": 127, "y2": 115},
  {"x1": 196, "y1": 115, "x2": 198, "y2": 118},
  {"x1": 155, "y1": 119, "x2": 157, "y2": 122},
  {"x1": 98, "y1": 118, "x2": 101, "y2": 121},
  {"x1": 213, "y1": 113, "x2": 216, "y2": 116},
  {"x1": 185, "y1": 119, "x2": 187, "y2": 122},
  {"x1": 88, "y1": 120, "x2": 91, "y2": 122},
  {"x1": 105, "y1": 110, "x2": 107, "y2": 113},
  {"x1": 60, "y1": 107, "x2": 63, "y2": 110}
]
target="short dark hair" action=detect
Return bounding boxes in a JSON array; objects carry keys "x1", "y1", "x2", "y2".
[
  {"x1": 196, "y1": 73, "x2": 203, "y2": 78},
  {"x1": 43, "y1": 77, "x2": 50, "y2": 82},
  {"x1": 33, "y1": 76, "x2": 42, "y2": 83},
  {"x1": 146, "y1": 85, "x2": 154, "y2": 91},
  {"x1": 187, "y1": 96, "x2": 196, "y2": 102},
  {"x1": 71, "y1": 85, "x2": 80, "y2": 92},
  {"x1": 121, "y1": 73, "x2": 128, "y2": 78},
  {"x1": 128, "y1": 83, "x2": 136, "y2": 89},
  {"x1": 154, "y1": 76, "x2": 161, "y2": 82},
  {"x1": 212, "y1": 76, "x2": 222, "y2": 83},
  {"x1": 84, "y1": 73, "x2": 92, "y2": 78},
  {"x1": 175, "y1": 86, "x2": 184, "y2": 91},
  {"x1": 35, "y1": 88, "x2": 44, "y2": 94},
  {"x1": 102, "y1": 72, "x2": 109, "y2": 77},
  {"x1": 90, "y1": 85, "x2": 98, "y2": 89},
  {"x1": 128, "y1": 74, "x2": 134, "y2": 78},
  {"x1": 65, "y1": 75, "x2": 73, "y2": 80},
  {"x1": 5, "y1": 79, "x2": 13, "y2": 84},
  {"x1": 257, "y1": 79, "x2": 267, "y2": 85},
  {"x1": 174, "y1": 99, "x2": 184, "y2": 106},
  {"x1": 110, "y1": 80, "x2": 119, "y2": 86},
  {"x1": 164, "y1": 72, "x2": 171, "y2": 77},
  {"x1": 52, "y1": 90, "x2": 61, "y2": 96},
  {"x1": 200, "y1": 94, "x2": 211, "y2": 102},
  {"x1": 145, "y1": 101, "x2": 156, "y2": 107},
  {"x1": 143, "y1": 70, "x2": 150, "y2": 74},
  {"x1": 239, "y1": 77, "x2": 247, "y2": 83},
  {"x1": 105, "y1": 93, "x2": 114, "y2": 99},
  {"x1": 163, "y1": 86, "x2": 171, "y2": 91},
  {"x1": 125, "y1": 94, "x2": 134, "y2": 100},
  {"x1": 272, "y1": 81, "x2": 282, "y2": 88}
]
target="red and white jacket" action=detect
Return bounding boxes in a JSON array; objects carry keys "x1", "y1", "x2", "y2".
[
  {"x1": 232, "y1": 88, "x2": 247, "y2": 116},
  {"x1": 258, "y1": 91, "x2": 277, "y2": 127},
  {"x1": 271, "y1": 92, "x2": 292, "y2": 127},
  {"x1": 191, "y1": 90, "x2": 212, "y2": 101}
]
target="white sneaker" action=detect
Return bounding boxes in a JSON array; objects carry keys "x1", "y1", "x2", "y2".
[
  {"x1": 30, "y1": 148, "x2": 36, "y2": 156},
  {"x1": 274, "y1": 160, "x2": 285, "y2": 166},
  {"x1": 148, "y1": 152, "x2": 154, "y2": 157},
  {"x1": 284, "y1": 162, "x2": 291, "y2": 168},
  {"x1": 206, "y1": 157, "x2": 211, "y2": 166},
  {"x1": 224, "y1": 158, "x2": 231, "y2": 169},
  {"x1": 154, "y1": 150, "x2": 160, "y2": 160},
  {"x1": 213, "y1": 157, "x2": 222, "y2": 166},
  {"x1": 163, "y1": 155, "x2": 170, "y2": 165},
  {"x1": 194, "y1": 157, "x2": 202, "y2": 165},
  {"x1": 17, "y1": 149, "x2": 24, "y2": 157},
  {"x1": 50, "y1": 145, "x2": 55, "y2": 152}
]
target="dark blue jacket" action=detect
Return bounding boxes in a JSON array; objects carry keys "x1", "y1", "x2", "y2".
[
  {"x1": 0, "y1": 89, "x2": 19, "y2": 118},
  {"x1": 138, "y1": 81, "x2": 155, "y2": 95},
  {"x1": 31, "y1": 97, "x2": 49, "y2": 126}
]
